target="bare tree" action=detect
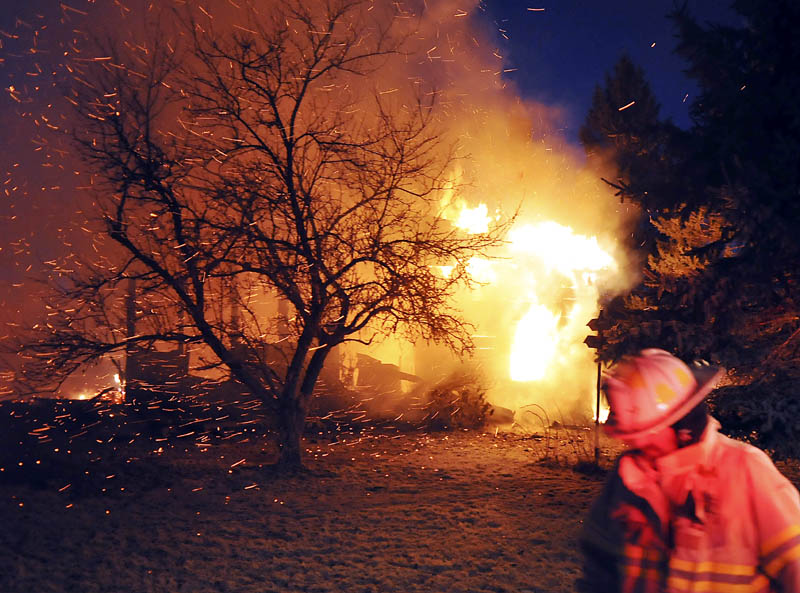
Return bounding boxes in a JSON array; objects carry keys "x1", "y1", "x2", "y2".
[{"x1": 16, "y1": 0, "x2": 508, "y2": 468}]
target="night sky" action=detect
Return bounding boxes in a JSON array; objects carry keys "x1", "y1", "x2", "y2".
[
  {"x1": 480, "y1": 0, "x2": 739, "y2": 135},
  {"x1": 0, "y1": 0, "x2": 738, "y2": 367}
]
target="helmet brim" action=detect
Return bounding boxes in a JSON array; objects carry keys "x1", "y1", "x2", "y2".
[{"x1": 604, "y1": 364, "x2": 723, "y2": 441}]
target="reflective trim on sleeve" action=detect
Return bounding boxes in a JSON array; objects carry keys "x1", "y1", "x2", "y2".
[
  {"x1": 667, "y1": 573, "x2": 771, "y2": 593},
  {"x1": 760, "y1": 524, "x2": 800, "y2": 558},
  {"x1": 763, "y1": 538, "x2": 800, "y2": 579},
  {"x1": 669, "y1": 558, "x2": 759, "y2": 577},
  {"x1": 667, "y1": 557, "x2": 769, "y2": 592},
  {"x1": 761, "y1": 525, "x2": 800, "y2": 578}
]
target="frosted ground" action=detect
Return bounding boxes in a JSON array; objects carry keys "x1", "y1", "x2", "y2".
[{"x1": 3, "y1": 407, "x2": 798, "y2": 593}]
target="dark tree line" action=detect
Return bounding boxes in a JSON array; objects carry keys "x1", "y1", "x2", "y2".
[{"x1": 582, "y1": 0, "x2": 800, "y2": 456}]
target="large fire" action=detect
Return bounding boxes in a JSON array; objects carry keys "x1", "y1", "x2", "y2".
[
  {"x1": 3, "y1": 0, "x2": 630, "y2": 423},
  {"x1": 442, "y1": 199, "x2": 619, "y2": 418},
  {"x1": 505, "y1": 220, "x2": 616, "y2": 383}
]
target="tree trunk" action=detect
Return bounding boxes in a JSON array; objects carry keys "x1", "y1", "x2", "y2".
[
  {"x1": 274, "y1": 346, "x2": 331, "y2": 470},
  {"x1": 276, "y1": 398, "x2": 306, "y2": 469}
]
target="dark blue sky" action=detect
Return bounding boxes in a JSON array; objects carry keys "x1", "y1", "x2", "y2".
[
  {"x1": 479, "y1": 0, "x2": 740, "y2": 137},
  {"x1": 0, "y1": 0, "x2": 739, "y2": 137}
]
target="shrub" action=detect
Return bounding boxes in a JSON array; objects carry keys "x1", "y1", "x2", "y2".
[
  {"x1": 709, "y1": 376, "x2": 800, "y2": 459},
  {"x1": 423, "y1": 369, "x2": 491, "y2": 430},
  {"x1": 514, "y1": 404, "x2": 612, "y2": 472}
]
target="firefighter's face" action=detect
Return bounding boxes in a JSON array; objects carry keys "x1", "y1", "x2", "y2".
[{"x1": 628, "y1": 426, "x2": 678, "y2": 460}]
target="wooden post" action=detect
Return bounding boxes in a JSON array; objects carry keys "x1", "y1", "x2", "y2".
[{"x1": 594, "y1": 360, "x2": 601, "y2": 466}]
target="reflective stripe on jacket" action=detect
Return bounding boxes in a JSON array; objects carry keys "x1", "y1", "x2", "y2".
[{"x1": 578, "y1": 418, "x2": 800, "y2": 593}]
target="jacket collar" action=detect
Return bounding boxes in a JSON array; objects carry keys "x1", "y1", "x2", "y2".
[
  {"x1": 654, "y1": 417, "x2": 721, "y2": 517},
  {"x1": 655, "y1": 416, "x2": 720, "y2": 476}
]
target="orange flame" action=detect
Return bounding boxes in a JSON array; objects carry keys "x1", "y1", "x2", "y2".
[
  {"x1": 509, "y1": 221, "x2": 616, "y2": 275},
  {"x1": 441, "y1": 200, "x2": 617, "y2": 389},
  {"x1": 506, "y1": 222, "x2": 615, "y2": 384},
  {"x1": 509, "y1": 302, "x2": 560, "y2": 381}
]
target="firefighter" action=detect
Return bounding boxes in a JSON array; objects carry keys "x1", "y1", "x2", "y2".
[{"x1": 577, "y1": 348, "x2": 800, "y2": 593}]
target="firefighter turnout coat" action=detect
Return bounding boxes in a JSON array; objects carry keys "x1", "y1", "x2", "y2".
[{"x1": 578, "y1": 418, "x2": 800, "y2": 593}]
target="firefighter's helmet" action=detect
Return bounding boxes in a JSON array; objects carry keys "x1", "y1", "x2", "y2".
[{"x1": 603, "y1": 349, "x2": 722, "y2": 441}]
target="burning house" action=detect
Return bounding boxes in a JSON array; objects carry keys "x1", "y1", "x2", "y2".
[{"x1": 2, "y1": 0, "x2": 635, "y2": 429}]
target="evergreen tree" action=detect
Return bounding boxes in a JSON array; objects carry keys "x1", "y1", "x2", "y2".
[
  {"x1": 580, "y1": 54, "x2": 685, "y2": 216},
  {"x1": 593, "y1": 0, "x2": 800, "y2": 455},
  {"x1": 670, "y1": 0, "x2": 800, "y2": 376},
  {"x1": 579, "y1": 55, "x2": 703, "y2": 366},
  {"x1": 664, "y1": 0, "x2": 800, "y2": 455}
]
